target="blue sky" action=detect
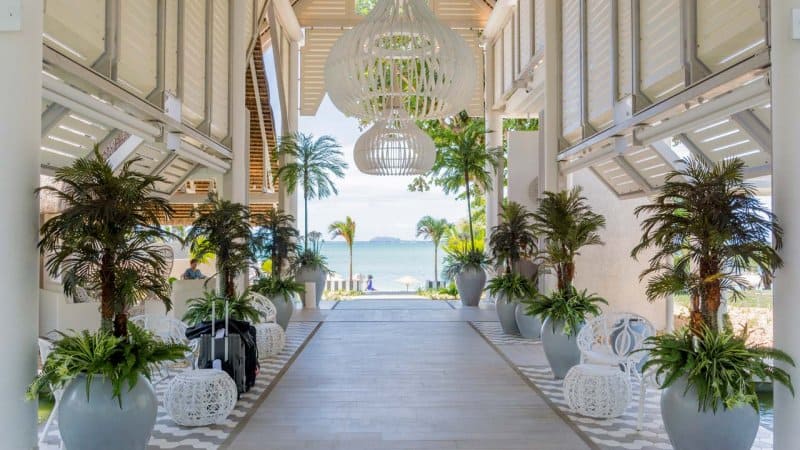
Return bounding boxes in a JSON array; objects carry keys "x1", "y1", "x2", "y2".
[{"x1": 264, "y1": 49, "x2": 465, "y2": 241}]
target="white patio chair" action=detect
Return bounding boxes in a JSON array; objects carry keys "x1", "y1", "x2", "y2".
[
  {"x1": 250, "y1": 292, "x2": 277, "y2": 323},
  {"x1": 38, "y1": 337, "x2": 64, "y2": 449},
  {"x1": 130, "y1": 315, "x2": 196, "y2": 381},
  {"x1": 576, "y1": 312, "x2": 655, "y2": 430}
]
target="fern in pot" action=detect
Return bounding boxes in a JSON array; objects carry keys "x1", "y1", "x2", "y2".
[
  {"x1": 443, "y1": 245, "x2": 490, "y2": 307},
  {"x1": 293, "y1": 231, "x2": 330, "y2": 308},
  {"x1": 632, "y1": 158, "x2": 792, "y2": 450},
  {"x1": 251, "y1": 276, "x2": 304, "y2": 330},
  {"x1": 528, "y1": 187, "x2": 606, "y2": 378},
  {"x1": 33, "y1": 148, "x2": 188, "y2": 449},
  {"x1": 527, "y1": 287, "x2": 606, "y2": 378},
  {"x1": 487, "y1": 201, "x2": 539, "y2": 336}
]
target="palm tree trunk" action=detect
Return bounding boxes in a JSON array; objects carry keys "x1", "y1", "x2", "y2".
[
  {"x1": 699, "y1": 259, "x2": 721, "y2": 331},
  {"x1": 348, "y1": 243, "x2": 353, "y2": 288},
  {"x1": 100, "y1": 251, "x2": 115, "y2": 334},
  {"x1": 464, "y1": 169, "x2": 474, "y2": 251},
  {"x1": 304, "y1": 193, "x2": 309, "y2": 250},
  {"x1": 434, "y1": 244, "x2": 439, "y2": 286}
]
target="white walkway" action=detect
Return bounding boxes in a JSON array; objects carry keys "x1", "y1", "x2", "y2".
[{"x1": 224, "y1": 298, "x2": 591, "y2": 450}]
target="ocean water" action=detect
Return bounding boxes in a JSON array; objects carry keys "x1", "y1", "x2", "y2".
[{"x1": 319, "y1": 240, "x2": 446, "y2": 292}]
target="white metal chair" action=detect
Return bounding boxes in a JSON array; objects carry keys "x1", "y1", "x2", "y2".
[
  {"x1": 576, "y1": 312, "x2": 655, "y2": 429},
  {"x1": 249, "y1": 292, "x2": 285, "y2": 358},
  {"x1": 130, "y1": 315, "x2": 196, "y2": 381},
  {"x1": 38, "y1": 337, "x2": 63, "y2": 449}
]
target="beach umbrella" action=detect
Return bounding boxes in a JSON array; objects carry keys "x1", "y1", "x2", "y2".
[{"x1": 396, "y1": 275, "x2": 420, "y2": 292}]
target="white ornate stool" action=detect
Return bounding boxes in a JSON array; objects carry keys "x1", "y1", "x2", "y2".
[
  {"x1": 164, "y1": 369, "x2": 237, "y2": 426},
  {"x1": 563, "y1": 364, "x2": 631, "y2": 418},
  {"x1": 255, "y1": 322, "x2": 286, "y2": 359}
]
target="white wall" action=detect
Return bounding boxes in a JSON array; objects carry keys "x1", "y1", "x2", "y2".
[
  {"x1": 507, "y1": 131, "x2": 540, "y2": 213},
  {"x1": 571, "y1": 170, "x2": 668, "y2": 330}
]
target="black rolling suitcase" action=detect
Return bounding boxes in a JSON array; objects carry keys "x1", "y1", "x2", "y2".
[{"x1": 186, "y1": 300, "x2": 258, "y2": 395}]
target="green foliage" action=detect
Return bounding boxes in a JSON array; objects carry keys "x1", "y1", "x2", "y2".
[
  {"x1": 632, "y1": 158, "x2": 782, "y2": 331},
  {"x1": 489, "y1": 201, "x2": 538, "y2": 273},
  {"x1": 416, "y1": 112, "x2": 502, "y2": 248},
  {"x1": 643, "y1": 326, "x2": 794, "y2": 412},
  {"x1": 443, "y1": 222, "x2": 485, "y2": 255},
  {"x1": 526, "y1": 287, "x2": 607, "y2": 337},
  {"x1": 418, "y1": 282, "x2": 459, "y2": 300},
  {"x1": 276, "y1": 132, "x2": 347, "y2": 248},
  {"x1": 416, "y1": 216, "x2": 452, "y2": 285},
  {"x1": 182, "y1": 291, "x2": 262, "y2": 325},
  {"x1": 329, "y1": 216, "x2": 357, "y2": 283},
  {"x1": 486, "y1": 272, "x2": 537, "y2": 301},
  {"x1": 37, "y1": 146, "x2": 175, "y2": 336},
  {"x1": 186, "y1": 193, "x2": 254, "y2": 300},
  {"x1": 28, "y1": 325, "x2": 188, "y2": 406},
  {"x1": 533, "y1": 187, "x2": 605, "y2": 291},
  {"x1": 323, "y1": 290, "x2": 364, "y2": 301},
  {"x1": 251, "y1": 276, "x2": 304, "y2": 303},
  {"x1": 253, "y1": 208, "x2": 300, "y2": 277},
  {"x1": 442, "y1": 247, "x2": 489, "y2": 281}
]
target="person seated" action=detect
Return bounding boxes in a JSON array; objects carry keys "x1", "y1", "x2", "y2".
[
  {"x1": 366, "y1": 274, "x2": 376, "y2": 291},
  {"x1": 181, "y1": 259, "x2": 206, "y2": 280}
]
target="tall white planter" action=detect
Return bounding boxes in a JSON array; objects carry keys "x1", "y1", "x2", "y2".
[{"x1": 456, "y1": 267, "x2": 486, "y2": 307}]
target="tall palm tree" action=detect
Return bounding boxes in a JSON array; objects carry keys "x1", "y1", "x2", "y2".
[
  {"x1": 328, "y1": 216, "x2": 356, "y2": 285},
  {"x1": 428, "y1": 118, "x2": 502, "y2": 249},
  {"x1": 632, "y1": 158, "x2": 782, "y2": 332},
  {"x1": 186, "y1": 193, "x2": 254, "y2": 300},
  {"x1": 532, "y1": 187, "x2": 605, "y2": 291},
  {"x1": 489, "y1": 201, "x2": 538, "y2": 273},
  {"x1": 37, "y1": 147, "x2": 174, "y2": 337},
  {"x1": 276, "y1": 132, "x2": 348, "y2": 249},
  {"x1": 253, "y1": 208, "x2": 300, "y2": 277},
  {"x1": 416, "y1": 216, "x2": 451, "y2": 286}
]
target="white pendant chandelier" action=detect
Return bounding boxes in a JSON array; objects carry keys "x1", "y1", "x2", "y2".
[
  {"x1": 354, "y1": 115, "x2": 436, "y2": 176},
  {"x1": 325, "y1": 0, "x2": 476, "y2": 121}
]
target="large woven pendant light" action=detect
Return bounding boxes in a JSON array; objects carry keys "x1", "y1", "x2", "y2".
[
  {"x1": 354, "y1": 115, "x2": 436, "y2": 176},
  {"x1": 325, "y1": 0, "x2": 476, "y2": 120}
]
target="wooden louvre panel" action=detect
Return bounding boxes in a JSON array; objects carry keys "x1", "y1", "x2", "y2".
[
  {"x1": 561, "y1": 0, "x2": 581, "y2": 144},
  {"x1": 181, "y1": 0, "x2": 207, "y2": 127},
  {"x1": 211, "y1": 0, "x2": 230, "y2": 140},
  {"x1": 639, "y1": 0, "x2": 683, "y2": 102},
  {"x1": 697, "y1": 0, "x2": 766, "y2": 72},
  {"x1": 118, "y1": 0, "x2": 158, "y2": 97},
  {"x1": 44, "y1": 0, "x2": 105, "y2": 65},
  {"x1": 586, "y1": 0, "x2": 613, "y2": 131}
]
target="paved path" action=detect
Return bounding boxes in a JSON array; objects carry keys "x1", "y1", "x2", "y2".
[{"x1": 225, "y1": 298, "x2": 591, "y2": 450}]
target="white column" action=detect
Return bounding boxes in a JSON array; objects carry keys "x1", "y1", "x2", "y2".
[
  {"x1": 222, "y1": 0, "x2": 249, "y2": 205},
  {"x1": 0, "y1": 1, "x2": 42, "y2": 448},
  {"x1": 771, "y1": 1, "x2": 800, "y2": 448},
  {"x1": 485, "y1": 111, "x2": 504, "y2": 241},
  {"x1": 280, "y1": 39, "x2": 300, "y2": 221},
  {"x1": 539, "y1": 0, "x2": 563, "y2": 294}
]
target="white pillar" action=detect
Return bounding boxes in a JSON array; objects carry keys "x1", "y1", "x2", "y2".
[
  {"x1": 280, "y1": 39, "x2": 300, "y2": 221},
  {"x1": 771, "y1": 1, "x2": 800, "y2": 448},
  {"x1": 0, "y1": 1, "x2": 42, "y2": 448},
  {"x1": 485, "y1": 111, "x2": 504, "y2": 242},
  {"x1": 222, "y1": 0, "x2": 249, "y2": 206},
  {"x1": 539, "y1": 0, "x2": 563, "y2": 294}
]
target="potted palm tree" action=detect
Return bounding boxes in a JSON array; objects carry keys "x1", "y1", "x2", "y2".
[
  {"x1": 428, "y1": 119, "x2": 501, "y2": 306},
  {"x1": 277, "y1": 132, "x2": 346, "y2": 306},
  {"x1": 632, "y1": 158, "x2": 793, "y2": 450},
  {"x1": 442, "y1": 238, "x2": 490, "y2": 306},
  {"x1": 186, "y1": 193, "x2": 255, "y2": 300},
  {"x1": 488, "y1": 201, "x2": 539, "y2": 335},
  {"x1": 253, "y1": 208, "x2": 300, "y2": 326},
  {"x1": 294, "y1": 231, "x2": 329, "y2": 307},
  {"x1": 416, "y1": 216, "x2": 451, "y2": 288},
  {"x1": 328, "y1": 216, "x2": 356, "y2": 289},
  {"x1": 31, "y1": 148, "x2": 188, "y2": 449},
  {"x1": 250, "y1": 277, "x2": 304, "y2": 330},
  {"x1": 529, "y1": 187, "x2": 606, "y2": 378}
]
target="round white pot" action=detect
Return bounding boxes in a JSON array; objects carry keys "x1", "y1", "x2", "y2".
[
  {"x1": 59, "y1": 373, "x2": 157, "y2": 450},
  {"x1": 271, "y1": 294, "x2": 294, "y2": 330},
  {"x1": 661, "y1": 376, "x2": 759, "y2": 450}
]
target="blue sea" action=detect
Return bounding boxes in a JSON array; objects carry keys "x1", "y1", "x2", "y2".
[{"x1": 319, "y1": 240, "x2": 446, "y2": 292}]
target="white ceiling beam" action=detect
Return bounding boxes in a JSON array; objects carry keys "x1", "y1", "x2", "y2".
[
  {"x1": 634, "y1": 78, "x2": 770, "y2": 146},
  {"x1": 731, "y1": 110, "x2": 772, "y2": 154}
]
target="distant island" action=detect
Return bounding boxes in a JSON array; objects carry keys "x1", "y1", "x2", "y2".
[{"x1": 369, "y1": 236, "x2": 403, "y2": 243}]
